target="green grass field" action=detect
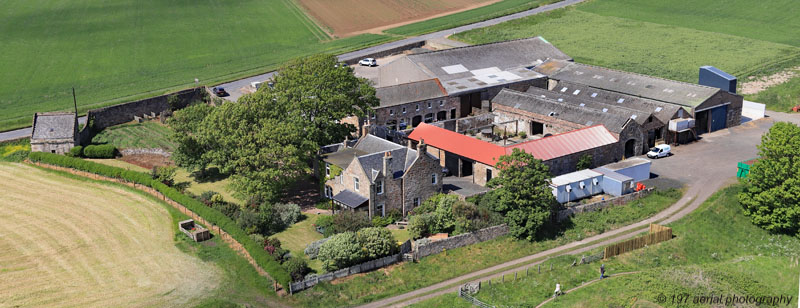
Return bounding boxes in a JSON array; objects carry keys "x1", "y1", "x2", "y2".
[
  {"x1": 91, "y1": 121, "x2": 177, "y2": 150},
  {"x1": 412, "y1": 184, "x2": 800, "y2": 307},
  {"x1": 452, "y1": 7, "x2": 800, "y2": 84},
  {"x1": 287, "y1": 189, "x2": 681, "y2": 307},
  {"x1": 0, "y1": 0, "x2": 392, "y2": 131},
  {"x1": 273, "y1": 214, "x2": 328, "y2": 272},
  {"x1": 384, "y1": 0, "x2": 559, "y2": 36},
  {"x1": 745, "y1": 74, "x2": 800, "y2": 112}
]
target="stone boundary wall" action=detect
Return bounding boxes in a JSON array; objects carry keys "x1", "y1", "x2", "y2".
[
  {"x1": 87, "y1": 87, "x2": 205, "y2": 131},
  {"x1": 28, "y1": 161, "x2": 276, "y2": 289},
  {"x1": 415, "y1": 224, "x2": 509, "y2": 260},
  {"x1": 557, "y1": 188, "x2": 654, "y2": 222},
  {"x1": 340, "y1": 41, "x2": 426, "y2": 65},
  {"x1": 289, "y1": 239, "x2": 412, "y2": 293},
  {"x1": 120, "y1": 148, "x2": 171, "y2": 157}
]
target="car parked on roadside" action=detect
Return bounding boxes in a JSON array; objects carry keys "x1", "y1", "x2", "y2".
[
  {"x1": 647, "y1": 144, "x2": 671, "y2": 159},
  {"x1": 212, "y1": 87, "x2": 228, "y2": 97},
  {"x1": 359, "y1": 58, "x2": 377, "y2": 67}
]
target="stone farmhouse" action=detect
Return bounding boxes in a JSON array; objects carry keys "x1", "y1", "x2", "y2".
[
  {"x1": 408, "y1": 123, "x2": 619, "y2": 186},
  {"x1": 30, "y1": 112, "x2": 78, "y2": 154},
  {"x1": 321, "y1": 135, "x2": 442, "y2": 217}
]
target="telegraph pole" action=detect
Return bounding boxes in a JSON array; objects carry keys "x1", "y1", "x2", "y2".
[{"x1": 72, "y1": 87, "x2": 78, "y2": 114}]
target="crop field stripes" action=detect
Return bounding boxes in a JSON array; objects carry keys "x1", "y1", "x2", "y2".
[{"x1": 283, "y1": 0, "x2": 332, "y2": 41}]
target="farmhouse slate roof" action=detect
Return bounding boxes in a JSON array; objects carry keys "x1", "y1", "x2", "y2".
[
  {"x1": 353, "y1": 134, "x2": 404, "y2": 153},
  {"x1": 332, "y1": 190, "x2": 368, "y2": 209},
  {"x1": 375, "y1": 79, "x2": 448, "y2": 107},
  {"x1": 357, "y1": 146, "x2": 433, "y2": 182},
  {"x1": 492, "y1": 89, "x2": 634, "y2": 134},
  {"x1": 535, "y1": 59, "x2": 720, "y2": 108},
  {"x1": 31, "y1": 112, "x2": 76, "y2": 140},
  {"x1": 524, "y1": 86, "x2": 652, "y2": 125},
  {"x1": 405, "y1": 36, "x2": 571, "y2": 82},
  {"x1": 322, "y1": 148, "x2": 367, "y2": 169},
  {"x1": 542, "y1": 81, "x2": 683, "y2": 124}
]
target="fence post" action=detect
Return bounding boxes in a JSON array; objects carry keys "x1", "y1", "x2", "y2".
[
  {"x1": 514, "y1": 272, "x2": 517, "y2": 281},
  {"x1": 538, "y1": 264, "x2": 540, "y2": 273},
  {"x1": 502, "y1": 274, "x2": 504, "y2": 283},
  {"x1": 526, "y1": 268, "x2": 529, "y2": 276}
]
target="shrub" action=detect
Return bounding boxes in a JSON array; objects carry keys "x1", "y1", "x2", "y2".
[
  {"x1": 356, "y1": 227, "x2": 398, "y2": 259},
  {"x1": 315, "y1": 215, "x2": 333, "y2": 229},
  {"x1": 66, "y1": 145, "x2": 83, "y2": 157},
  {"x1": 82, "y1": 144, "x2": 116, "y2": 158},
  {"x1": 318, "y1": 232, "x2": 364, "y2": 271},
  {"x1": 304, "y1": 237, "x2": 330, "y2": 259},
  {"x1": 26, "y1": 152, "x2": 291, "y2": 288},
  {"x1": 198, "y1": 191, "x2": 219, "y2": 205},
  {"x1": 577, "y1": 154, "x2": 593, "y2": 170},
  {"x1": 408, "y1": 213, "x2": 435, "y2": 239},
  {"x1": 249, "y1": 233, "x2": 265, "y2": 245},
  {"x1": 151, "y1": 165, "x2": 177, "y2": 186},
  {"x1": 519, "y1": 131, "x2": 527, "y2": 139},
  {"x1": 212, "y1": 201, "x2": 240, "y2": 220},
  {"x1": 283, "y1": 257, "x2": 310, "y2": 282},
  {"x1": 330, "y1": 211, "x2": 371, "y2": 235},
  {"x1": 371, "y1": 215, "x2": 395, "y2": 227},
  {"x1": 273, "y1": 203, "x2": 301, "y2": 230}
]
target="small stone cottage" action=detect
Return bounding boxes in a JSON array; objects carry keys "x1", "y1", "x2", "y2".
[{"x1": 30, "y1": 112, "x2": 78, "y2": 154}]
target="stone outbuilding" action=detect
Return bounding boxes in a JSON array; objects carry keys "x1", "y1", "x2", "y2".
[
  {"x1": 321, "y1": 135, "x2": 443, "y2": 218},
  {"x1": 30, "y1": 112, "x2": 78, "y2": 154}
]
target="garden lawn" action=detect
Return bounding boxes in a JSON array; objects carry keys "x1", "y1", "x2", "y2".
[
  {"x1": 0, "y1": 0, "x2": 392, "y2": 131},
  {"x1": 287, "y1": 189, "x2": 682, "y2": 307},
  {"x1": 273, "y1": 214, "x2": 329, "y2": 273},
  {"x1": 91, "y1": 121, "x2": 177, "y2": 151},
  {"x1": 452, "y1": 8, "x2": 800, "y2": 83},
  {"x1": 427, "y1": 184, "x2": 800, "y2": 308}
]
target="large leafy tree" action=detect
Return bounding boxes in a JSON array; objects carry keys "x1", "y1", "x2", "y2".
[
  {"x1": 168, "y1": 103, "x2": 213, "y2": 174},
  {"x1": 487, "y1": 148, "x2": 557, "y2": 241},
  {"x1": 738, "y1": 122, "x2": 800, "y2": 237},
  {"x1": 169, "y1": 54, "x2": 377, "y2": 202}
]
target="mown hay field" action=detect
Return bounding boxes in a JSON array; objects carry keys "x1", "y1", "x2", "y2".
[
  {"x1": 0, "y1": 0, "x2": 391, "y2": 131},
  {"x1": 0, "y1": 163, "x2": 220, "y2": 307},
  {"x1": 296, "y1": 0, "x2": 496, "y2": 36}
]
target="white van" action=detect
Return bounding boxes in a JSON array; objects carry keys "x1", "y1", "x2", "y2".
[
  {"x1": 250, "y1": 81, "x2": 262, "y2": 90},
  {"x1": 647, "y1": 144, "x2": 671, "y2": 159}
]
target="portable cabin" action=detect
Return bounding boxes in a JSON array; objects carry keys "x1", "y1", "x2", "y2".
[
  {"x1": 599, "y1": 158, "x2": 651, "y2": 182},
  {"x1": 550, "y1": 169, "x2": 604, "y2": 204},
  {"x1": 593, "y1": 167, "x2": 634, "y2": 197}
]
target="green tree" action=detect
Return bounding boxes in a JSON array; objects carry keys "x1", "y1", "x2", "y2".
[
  {"x1": 168, "y1": 103, "x2": 213, "y2": 174},
  {"x1": 356, "y1": 227, "x2": 398, "y2": 259},
  {"x1": 576, "y1": 154, "x2": 593, "y2": 170},
  {"x1": 738, "y1": 122, "x2": 800, "y2": 237},
  {"x1": 318, "y1": 232, "x2": 364, "y2": 271},
  {"x1": 487, "y1": 148, "x2": 557, "y2": 241}
]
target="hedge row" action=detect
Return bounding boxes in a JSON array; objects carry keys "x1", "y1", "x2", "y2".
[
  {"x1": 83, "y1": 144, "x2": 116, "y2": 158},
  {"x1": 27, "y1": 152, "x2": 292, "y2": 288}
]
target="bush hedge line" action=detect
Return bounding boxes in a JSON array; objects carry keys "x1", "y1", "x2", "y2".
[
  {"x1": 27, "y1": 152, "x2": 291, "y2": 288},
  {"x1": 83, "y1": 144, "x2": 116, "y2": 158}
]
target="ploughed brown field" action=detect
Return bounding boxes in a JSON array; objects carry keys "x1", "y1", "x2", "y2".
[
  {"x1": 0, "y1": 163, "x2": 219, "y2": 307},
  {"x1": 297, "y1": 0, "x2": 498, "y2": 36}
]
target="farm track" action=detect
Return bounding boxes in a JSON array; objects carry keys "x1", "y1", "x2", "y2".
[{"x1": 0, "y1": 163, "x2": 219, "y2": 307}]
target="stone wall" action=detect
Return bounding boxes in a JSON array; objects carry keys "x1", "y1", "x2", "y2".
[
  {"x1": 492, "y1": 104, "x2": 583, "y2": 137},
  {"x1": 556, "y1": 188, "x2": 654, "y2": 221},
  {"x1": 119, "y1": 148, "x2": 171, "y2": 157},
  {"x1": 415, "y1": 224, "x2": 509, "y2": 260},
  {"x1": 87, "y1": 87, "x2": 205, "y2": 131},
  {"x1": 472, "y1": 162, "x2": 495, "y2": 186},
  {"x1": 340, "y1": 41, "x2": 426, "y2": 65}
]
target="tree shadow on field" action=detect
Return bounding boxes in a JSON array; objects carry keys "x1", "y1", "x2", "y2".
[
  {"x1": 191, "y1": 167, "x2": 227, "y2": 183},
  {"x1": 536, "y1": 214, "x2": 575, "y2": 242}
]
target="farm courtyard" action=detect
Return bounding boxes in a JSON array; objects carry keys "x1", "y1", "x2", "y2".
[{"x1": 0, "y1": 163, "x2": 220, "y2": 307}]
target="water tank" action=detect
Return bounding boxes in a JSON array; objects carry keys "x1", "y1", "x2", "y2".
[{"x1": 699, "y1": 66, "x2": 737, "y2": 93}]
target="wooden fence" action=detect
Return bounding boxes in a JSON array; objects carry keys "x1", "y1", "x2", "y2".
[{"x1": 604, "y1": 224, "x2": 672, "y2": 259}]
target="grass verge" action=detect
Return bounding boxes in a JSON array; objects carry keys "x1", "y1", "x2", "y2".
[{"x1": 287, "y1": 189, "x2": 682, "y2": 307}]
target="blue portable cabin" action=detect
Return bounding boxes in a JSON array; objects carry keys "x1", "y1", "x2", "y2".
[
  {"x1": 593, "y1": 167, "x2": 634, "y2": 197},
  {"x1": 599, "y1": 158, "x2": 651, "y2": 183}
]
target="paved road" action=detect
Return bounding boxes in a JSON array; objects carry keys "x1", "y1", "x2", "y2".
[
  {"x1": 0, "y1": 116, "x2": 86, "y2": 141},
  {"x1": 356, "y1": 113, "x2": 800, "y2": 308},
  {"x1": 218, "y1": 0, "x2": 587, "y2": 102}
]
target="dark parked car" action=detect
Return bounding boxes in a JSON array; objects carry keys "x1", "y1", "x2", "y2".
[{"x1": 212, "y1": 87, "x2": 228, "y2": 97}]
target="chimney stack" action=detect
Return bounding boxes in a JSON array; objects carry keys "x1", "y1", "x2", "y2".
[
  {"x1": 418, "y1": 139, "x2": 427, "y2": 154},
  {"x1": 383, "y1": 151, "x2": 392, "y2": 177}
]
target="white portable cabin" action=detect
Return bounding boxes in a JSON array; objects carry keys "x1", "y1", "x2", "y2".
[
  {"x1": 550, "y1": 169, "x2": 604, "y2": 204},
  {"x1": 599, "y1": 158, "x2": 651, "y2": 182}
]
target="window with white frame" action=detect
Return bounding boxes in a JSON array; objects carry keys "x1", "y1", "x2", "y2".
[
  {"x1": 376, "y1": 180, "x2": 383, "y2": 194},
  {"x1": 402, "y1": 107, "x2": 407, "y2": 114},
  {"x1": 390, "y1": 109, "x2": 395, "y2": 116},
  {"x1": 439, "y1": 100, "x2": 444, "y2": 107},
  {"x1": 427, "y1": 102, "x2": 432, "y2": 109},
  {"x1": 371, "y1": 113, "x2": 376, "y2": 119},
  {"x1": 413, "y1": 197, "x2": 420, "y2": 207},
  {"x1": 415, "y1": 104, "x2": 420, "y2": 111},
  {"x1": 431, "y1": 173, "x2": 438, "y2": 184},
  {"x1": 325, "y1": 163, "x2": 331, "y2": 177},
  {"x1": 325, "y1": 186, "x2": 333, "y2": 198},
  {"x1": 354, "y1": 177, "x2": 359, "y2": 191}
]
